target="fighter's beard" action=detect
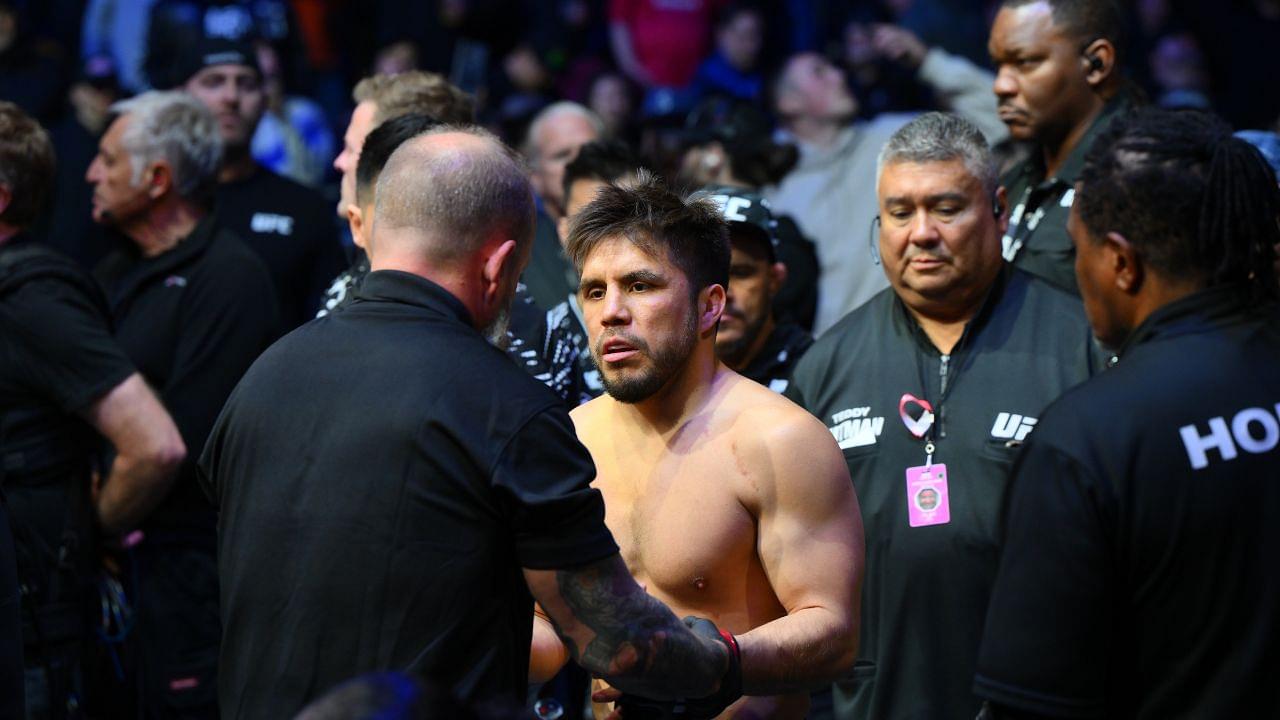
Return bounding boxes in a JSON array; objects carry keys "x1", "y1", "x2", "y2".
[{"x1": 596, "y1": 313, "x2": 698, "y2": 404}]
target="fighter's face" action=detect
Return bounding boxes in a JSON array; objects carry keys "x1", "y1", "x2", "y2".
[
  {"x1": 716, "y1": 235, "x2": 779, "y2": 366},
  {"x1": 184, "y1": 63, "x2": 264, "y2": 151},
  {"x1": 777, "y1": 53, "x2": 857, "y2": 122},
  {"x1": 878, "y1": 159, "x2": 1003, "y2": 309},
  {"x1": 989, "y1": 1, "x2": 1095, "y2": 144},
  {"x1": 530, "y1": 113, "x2": 599, "y2": 218},
  {"x1": 86, "y1": 115, "x2": 152, "y2": 228},
  {"x1": 334, "y1": 100, "x2": 378, "y2": 218},
  {"x1": 579, "y1": 236, "x2": 701, "y2": 404},
  {"x1": 1068, "y1": 200, "x2": 1127, "y2": 349}
]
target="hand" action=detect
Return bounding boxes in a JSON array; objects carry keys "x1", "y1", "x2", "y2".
[
  {"x1": 872, "y1": 24, "x2": 928, "y2": 68},
  {"x1": 611, "y1": 617, "x2": 742, "y2": 719}
]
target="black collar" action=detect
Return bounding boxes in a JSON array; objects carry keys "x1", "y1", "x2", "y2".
[
  {"x1": 354, "y1": 270, "x2": 474, "y2": 327},
  {"x1": 1020, "y1": 94, "x2": 1131, "y2": 187},
  {"x1": 892, "y1": 262, "x2": 1013, "y2": 356},
  {"x1": 1118, "y1": 284, "x2": 1268, "y2": 358}
]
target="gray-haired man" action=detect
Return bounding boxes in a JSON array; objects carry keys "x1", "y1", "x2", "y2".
[
  {"x1": 784, "y1": 112, "x2": 1100, "y2": 720},
  {"x1": 89, "y1": 90, "x2": 277, "y2": 717}
]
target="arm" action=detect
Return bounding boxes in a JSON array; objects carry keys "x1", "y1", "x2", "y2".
[
  {"x1": 524, "y1": 554, "x2": 730, "y2": 699},
  {"x1": 877, "y1": 24, "x2": 1007, "y2": 144},
  {"x1": 734, "y1": 409, "x2": 864, "y2": 694},
  {"x1": 608, "y1": 22, "x2": 655, "y2": 87},
  {"x1": 81, "y1": 373, "x2": 186, "y2": 535},
  {"x1": 530, "y1": 604, "x2": 570, "y2": 683}
]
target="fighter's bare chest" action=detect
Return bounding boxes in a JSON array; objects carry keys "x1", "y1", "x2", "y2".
[{"x1": 591, "y1": 445, "x2": 758, "y2": 602}]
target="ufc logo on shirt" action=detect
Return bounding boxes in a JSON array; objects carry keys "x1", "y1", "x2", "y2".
[
  {"x1": 991, "y1": 412, "x2": 1038, "y2": 442},
  {"x1": 251, "y1": 213, "x2": 295, "y2": 236}
]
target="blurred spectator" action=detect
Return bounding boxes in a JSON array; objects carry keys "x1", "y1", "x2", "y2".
[
  {"x1": 586, "y1": 70, "x2": 639, "y2": 145},
  {"x1": 145, "y1": 0, "x2": 307, "y2": 91},
  {"x1": 250, "y1": 40, "x2": 337, "y2": 187},
  {"x1": 0, "y1": 1, "x2": 65, "y2": 123},
  {"x1": 679, "y1": 97, "x2": 818, "y2": 331},
  {"x1": 1149, "y1": 32, "x2": 1210, "y2": 109},
  {"x1": 609, "y1": 0, "x2": 724, "y2": 92},
  {"x1": 39, "y1": 55, "x2": 122, "y2": 271},
  {"x1": 841, "y1": 11, "x2": 940, "y2": 119},
  {"x1": 1183, "y1": 0, "x2": 1280, "y2": 130},
  {"x1": 768, "y1": 34, "x2": 1004, "y2": 334},
  {"x1": 520, "y1": 102, "x2": 603, "y2": 310},
  {"x1": 693, "y1": 1, "x2": 767, "y2": 102},
  {"x1": 81, "y1": 0, "x2": 160, "y2": 93},
  {"x1": 178, "y1": 36, "x2": 346, "y2": 330},
  {"x1": 374, "y1": 40, "x2": 419, "y2": 76}
]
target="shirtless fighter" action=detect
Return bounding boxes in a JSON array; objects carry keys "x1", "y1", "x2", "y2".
[{"x1": 564, "y1": 173, "x2": 865, "y2": 718}]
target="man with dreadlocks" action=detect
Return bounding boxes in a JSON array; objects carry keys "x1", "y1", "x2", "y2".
[{"x1": 974, "y1": 107, "x2": 1280, "y2": 719}]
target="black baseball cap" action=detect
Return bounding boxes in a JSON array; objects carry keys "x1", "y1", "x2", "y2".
[
  {"x1": 173, "y1": 36, "x2": 261, "y2": 88},
  {"x1": 704, "y1": 185, "x2": 779, "y2": 260}
]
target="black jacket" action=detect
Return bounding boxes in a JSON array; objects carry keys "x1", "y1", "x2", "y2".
[
  {"x1": 977, "y1": 286, "x2": 1280, "y2": 720},
  {"x1": 786, "y1": 267, "x2": 1099, "y2": 720}
]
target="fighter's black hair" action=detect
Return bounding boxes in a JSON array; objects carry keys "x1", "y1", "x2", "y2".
[
  {"x1": 561, "y1": 140, "x2": 643, "y2": 208},
  {"x1": 1076, "y1": 108, "x2": 1280, "y2": 302}
]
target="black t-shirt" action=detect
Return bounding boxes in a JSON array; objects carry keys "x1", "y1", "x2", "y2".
[
  {"x1": 199, "y1": 270, "x2": 618, "y2": 718},
  {"x1": 215, "y1": 166, "x2": 346, "y2": 330},
  {"x1": 975, "y1": 286, "x2": 1280, "y2": 720},
  {"x1": 738, "y1": 321, "x2": 812, "y2": 393},
  {"x1": 785, "y1": 268, "x2": 1099, "y2": 720},
  {"x1": 95, "y1": 217, "x2": 278, "y2": 537},
  {"x1": 773, "y1": 215, "x2": 820, "y2": 333}
]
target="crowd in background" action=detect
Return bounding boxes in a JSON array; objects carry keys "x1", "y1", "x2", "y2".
[{"x1": 3, "y1": 0, "x2": 1279, "y2": 255}]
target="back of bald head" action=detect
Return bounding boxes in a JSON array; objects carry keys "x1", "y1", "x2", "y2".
[{"x1": 374, "y1": 126, "x2": 535, "y2": 265}]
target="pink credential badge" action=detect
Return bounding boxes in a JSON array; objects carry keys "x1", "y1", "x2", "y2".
[{"x1": 905, "y1": 464, "x2": 950, "y2": 527}]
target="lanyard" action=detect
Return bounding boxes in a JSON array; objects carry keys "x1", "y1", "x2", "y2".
[{"x1": 900, "y1": 324, "x2": 976, "y2": 466}]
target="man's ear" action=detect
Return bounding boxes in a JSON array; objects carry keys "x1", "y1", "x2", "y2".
[
  {"x1": 1082, "y1": 38, "x2": 1116, "y2": 88},
  {"x1": 146, "y1": 162, "x2": 173, "y2": 199},
  {"x1": 482, "y1": 238, "x2": 520, "y2": 302},
  {"x1": 1104, "y1": 230, "x2": 1142, "y2": 294},
  {"x1": 699, "y1": 283, "x2": 727, "y2": 334},
  {"x1": 346, "y1": 204, "x2": 367, "y2": 251},
  {"x1": 994, "y1": 185, "x2": 1009, "y2": 234},
  {"x1": 768, "y1": 261, "x2": 788, "y2": 294}
]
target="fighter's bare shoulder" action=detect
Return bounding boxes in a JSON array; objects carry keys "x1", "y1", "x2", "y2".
[{"x1": 719, "y1": 372, "x2": 851, "y2": 497}]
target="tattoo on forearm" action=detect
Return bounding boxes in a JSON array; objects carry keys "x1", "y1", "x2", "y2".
[{"x1": 552, "y1": 558, "x2": 721, "y2": 695}]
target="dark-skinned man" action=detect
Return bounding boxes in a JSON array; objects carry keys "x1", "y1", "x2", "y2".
[
  {"x1": 976, "y1": 109, "x2": 1280, "y2": 720},
  {"x1": 786, "y1": 113, "x2": 1100, "y2": 720},
  {"x1": 988, "y1": 0, "x2": 1129, "y2": 293}
]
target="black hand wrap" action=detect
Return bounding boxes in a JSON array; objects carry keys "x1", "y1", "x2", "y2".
[{"x1": 615, "y1": 616, "x2": 743, "y2": 719}]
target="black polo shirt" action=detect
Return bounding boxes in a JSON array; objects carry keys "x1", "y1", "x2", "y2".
[
  {"x1": 215, "y1": 165, "x2": 347, "y2": 330},
  {"x1": 999, "y1": 98, "x2": 1128, "y2": 294},
  {"x1": 95, "y1": 216, "x2": 278, "y2": 537},
  {"x1": 199, "y1": 270, "x2": 618, "y2": 718},
  {"x1": 976, "y1": 286, "x2": 1280, "y2": 719},
  {"x1": 738, "y1": 322, "x2": 812, "y2": 394},
  {"x1": 785, "y1": 267, "x2": 1099, "y2": 720}
]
